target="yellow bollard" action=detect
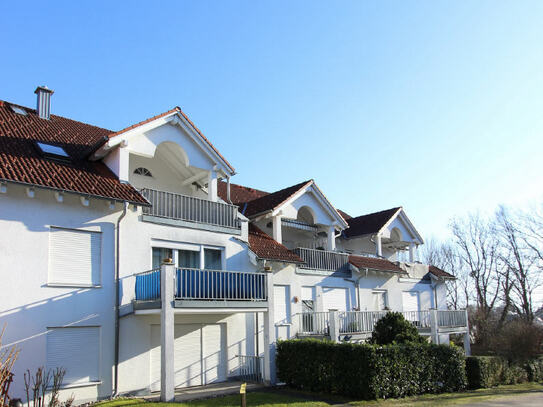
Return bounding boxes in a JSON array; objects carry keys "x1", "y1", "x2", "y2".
[{"x1": 240, "y1": 382, "x2": 247, "y2": 407}]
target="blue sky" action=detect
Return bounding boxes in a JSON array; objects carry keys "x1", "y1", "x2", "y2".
[{"x1": 1, "y1": 1, "x2": 542, "y2": 239}]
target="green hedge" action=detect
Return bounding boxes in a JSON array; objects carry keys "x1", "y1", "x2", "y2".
[
  {"x1": 465, "y1": 356, "x2": 539, "y2": 389},
  {"x1": 524, "y1": 357, "x2": 543, "y2": 382},
  {"x1": 276, "y1": 339, "x2": 466, "y2": 399}
]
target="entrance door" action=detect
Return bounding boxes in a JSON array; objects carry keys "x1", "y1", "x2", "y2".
[{"x1": 150, "y1": 323, "x2": 226, "y2": 391}]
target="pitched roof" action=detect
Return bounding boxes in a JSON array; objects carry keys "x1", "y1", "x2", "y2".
[
  {"x1": 217, "y1": 181, "x2": 269, "y2": 206},
  {"x1": 337, "y1": 209, "x2": 352, "y2": 220},
  {"x1": 0, "y1": 101, "x2": 148, "y2": 204},
  {"x1": 108, "y1": 107, "x2": 235, "y2": 174},
  {"x1": 242, "y1": 180, "x2": 312, "y2": 217},
  {"x1": 348, "y1": 255, "x2": 404, "y2": 273},
  {"x1": 428, "y1": 265, "x2": 455, "y2": 279},
  {"x1": 248, "y1": 224, "x2": 304, "y2": 263},
  {"x1": 343, "y1": 207, "x2": 401, "y2": 238},
  {"x1": 108, "y1": 107, "x2": 180, "y2": 139}
]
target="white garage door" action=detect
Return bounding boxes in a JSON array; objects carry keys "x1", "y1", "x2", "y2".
[
  {"x1": 322, "y1": 287, "x2": 349, "y2": 311},
  {"x1": 150, "y1": 324, "x2": 226, "y2": 391}
]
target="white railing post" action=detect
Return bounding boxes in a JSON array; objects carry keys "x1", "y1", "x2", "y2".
[
  {"x1": 263, "y1": 270, "x2": 276, "y2": 385},
  {"x1": 328, "y1": 310, "x2": 340, "y2": 343},
  {"x1": 429, "y1": 308, "x2": 439, "y2": 345},
  {"x1": 160, "y1": 261, "x2": 175, "y2": 402}
]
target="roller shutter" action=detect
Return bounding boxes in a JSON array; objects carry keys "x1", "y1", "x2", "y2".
[
  {"x1": 48, "y1": 227, "x2": 101, "y2": 286},
  {"x1": 150, "y1": 323, "x2": 225, "y2": 391},
  {"x1": 322, "y1": 287, "x2": 349, "y2": 311}
]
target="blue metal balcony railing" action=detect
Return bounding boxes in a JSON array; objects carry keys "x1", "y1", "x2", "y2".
[
  {"x1": 135, "y1": 269, "x2": 161, "y2": 301},
  {"x1": 134, "y1": 268, "x2": 267, "y2": 302},
  {"x1": 176, "y1": 268, "x2": 267, "y2": 301}
]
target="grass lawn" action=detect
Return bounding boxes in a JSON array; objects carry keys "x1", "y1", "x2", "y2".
[{"x1": 95, "y1": 382, "x2": 543, "y2": 407}]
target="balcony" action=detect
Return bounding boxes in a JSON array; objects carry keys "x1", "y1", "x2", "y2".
[
  {"x1": 133, "y1": 268, "x2": 268, "y2": 310},
  {"x1": 297, "y1": 310, "x2": 468, "y2": 337},
  {"x1": 140, "y1": 188, "x2": 241, "y2": 233},
  {"x1": 294, "y1": 247, "x2": 350, "y2": 273}
]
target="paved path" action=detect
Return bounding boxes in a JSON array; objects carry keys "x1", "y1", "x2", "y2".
[{"x1": 464, "y1": 392, "x2": 543, "y2": 406}]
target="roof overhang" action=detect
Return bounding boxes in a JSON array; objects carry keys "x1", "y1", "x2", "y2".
[
  {"x1": 91, "y1": 110, "x2": 235, "y2": 177},
  {"x1": 268, "y1": 181, "x2": 349, "y2": 230},
  {"x1": 378, "y1": 208, "x2": 424, "y2": 245}
]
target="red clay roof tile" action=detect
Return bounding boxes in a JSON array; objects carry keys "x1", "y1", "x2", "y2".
[
  {"x1": 242, "y1": 180, "x2": 312, "y2": 217},
  {"x1": 0, "y1": 101, "x2": 148, "y2": 204},
  {"x1": 348, "y1": 255, "x2": 404, "y2": 273},
  {"x1": 343, "y1": 207, "x2": 401, "y2": 238},
  {"x1": 248, "y1": 224, "x2": 304, "y2": 263},
  {"x1": 428, "y1": 265, "x2": 455, "y2": 279},
  {"x1": 217, "y1": 181, "x2": 269, "y2": 205}
]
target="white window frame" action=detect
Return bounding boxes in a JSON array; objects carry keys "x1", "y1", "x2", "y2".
[
  {"x1": 371, "y1": 289, "x2": 388, "y2": 311},
  {"x1": 47, "y1": 226, "x2": 102, "y2": 288},
  {"x1": 150, "y1": 239, "x2": 225, "y2": 270},
  {"x1": 46, "y1": 326, "x2": 102, "y2": 388}
]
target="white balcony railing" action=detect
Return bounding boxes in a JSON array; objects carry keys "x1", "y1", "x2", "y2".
[
  {"x1": 297, "y1": 310, "x2": 467, "y2": 336},
  {"x1": 141, "y1": 188, "x2": 240, "y2": 229},
  {"x1": 438, "y1": 310, "x2": 467, "y2": 328},
  {"x1": 294, "y1": 247, "x2": 350, "y2": 272}
]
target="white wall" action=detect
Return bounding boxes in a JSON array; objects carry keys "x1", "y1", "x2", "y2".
[
  {"x1": 117, "y1": 312, "x2": 256, "y2": 395},
  {"x1": 0, "y1": 183, "x2": 256, "y2": 403},
  {"x1": 0, "y1": 184, "x2": 119, "y2": 403}
]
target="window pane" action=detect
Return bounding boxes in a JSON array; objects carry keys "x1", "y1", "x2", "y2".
[
  {"x1": 152, "y1": 248, "x2": 172, "y2": 269},
  {"x1": 178, "y1": 250, "x2": 200, "y2": 268},
  {"x1": 204, "y1": 248, "x2": 222, "y2": 270}
]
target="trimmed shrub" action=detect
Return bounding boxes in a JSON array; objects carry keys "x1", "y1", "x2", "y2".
[
  {"x1": 465, "y1": 356, "x2": 534, "y2": 389},
  {"x1": 276, "y1": 339, "x2": 466, "y2": 400},
  {"x1": 465, "y1": 356, "x2": 507, "y2": 389},
  {"x1": 370, "y1": 312, "x2": 426, "y2": 345},
  {"x1": 524, "y1": 357, "x2": 543, "y2": 382}
]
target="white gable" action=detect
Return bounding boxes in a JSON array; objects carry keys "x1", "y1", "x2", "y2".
[
  {"x1": 381, "y1": 210, "x2": 423, "y2": 244},
  {"x1": 129, "y1": 124, "x2": 215, "y2": 171},
  {"x1": 277, "y1": 184, "x2": 348, "y2": 230}
]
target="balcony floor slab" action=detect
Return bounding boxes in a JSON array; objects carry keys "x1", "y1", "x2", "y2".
[{"x1": 141, "y1": 214, "x2": 241, "y2": 235}]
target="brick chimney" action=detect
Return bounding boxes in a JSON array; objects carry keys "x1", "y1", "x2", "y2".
[{"x1": 34, "y1": 86, "x2": 54, "y2": 120}]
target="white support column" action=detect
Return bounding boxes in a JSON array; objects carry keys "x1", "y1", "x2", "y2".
[
  {"x1": 262, "y1": 269, "x2": 276, "y2": 385},
  {"x1": 375, "y1": 234, "x2": 382, "y2": 257},
  {"x1": 160, "y1": 262, "x2": 175, "y2": 402},
  {"x1": 328, "y1": 310, "x2": 340, "y2": 343},
  {"x1": 409, "y1": 243, "x2": 416, "y2": 262},
  {"x1": 429, "y1": 308, "x2": 439, "y2": 345},
  {"x1": 272, "y1": 215, "x2": 282, "y2": 244},
  {"x1": 118, "y1": 145, "x2": 130, "y2": 183},
  {"x1": 327, "y1": 225, "x2": 336, "y2": 251},
  {"x1": 208, "y1": 170, "x2": 218, "y2": 202},
  {"x1": 463, "y1": 309, "x2": 471, "y2": 356}
]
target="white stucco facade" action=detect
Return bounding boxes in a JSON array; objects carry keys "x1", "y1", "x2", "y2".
[{"x1": 0, "y1": 106, "x2": 463, "y2": 404}]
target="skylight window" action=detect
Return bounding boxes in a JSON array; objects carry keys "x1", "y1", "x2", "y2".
[
  {"x1": 36, "y1": 142, "x2": 69, "y2": 158},
  {"x1": 10, "y1": 105, "x2": 27, "y2": 116}
]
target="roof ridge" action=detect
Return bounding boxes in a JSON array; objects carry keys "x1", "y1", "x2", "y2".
[
  {"x1": 1, "y1": 99, "x2": 115, "y2": 133},
  {"x1": 227, "y1": 181, "x2": 269, "y2": 195},
  {"x1": 245, "y1": 179, "x2": 312, "y2": 205},
  {"x1": 349, "y1": 206, "x2": 402, "y2": 221},
  {"x1": 108, "y1": 106, "x2": 180, "y2": 139}
]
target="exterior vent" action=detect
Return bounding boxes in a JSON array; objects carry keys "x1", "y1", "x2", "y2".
[{"x1": 34, "y1": 86, "x2": 54, "y2": 120}]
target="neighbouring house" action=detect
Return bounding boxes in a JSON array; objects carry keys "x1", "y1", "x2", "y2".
[{"x1": 0, "y1": 87, "x2": 469, "y2": 404}]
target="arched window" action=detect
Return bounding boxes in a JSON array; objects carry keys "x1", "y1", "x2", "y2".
[{"x1": 134, "y1": 167, "x2": 153, "y2": 177}]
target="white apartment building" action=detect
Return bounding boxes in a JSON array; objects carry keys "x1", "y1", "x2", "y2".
[{"x1": 0, "y1": 87, "x2": 468, "y2": 404}]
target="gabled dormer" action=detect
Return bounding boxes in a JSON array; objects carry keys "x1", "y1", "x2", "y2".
[
  {"x1": 338, "y1": 207, "x2": 423, "y2": 261},
  {"x1": 91, "y1": 108, "x2": 242, "y2": 233},
  {"x1": 241, "y1": 180, "x2": 349, "y2": 252}
]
